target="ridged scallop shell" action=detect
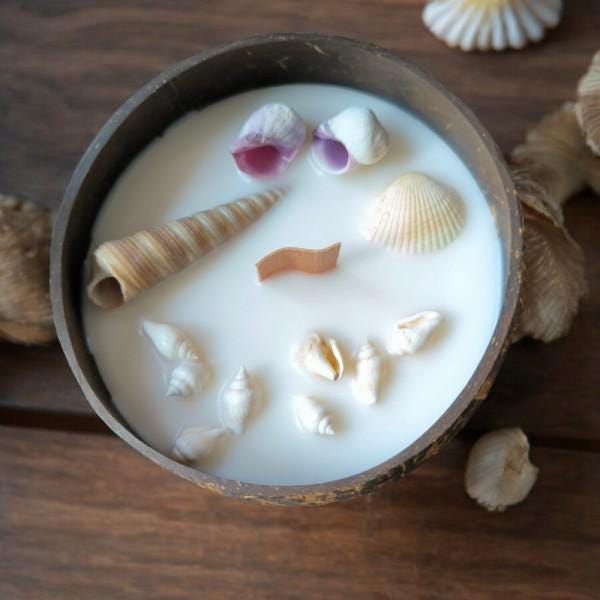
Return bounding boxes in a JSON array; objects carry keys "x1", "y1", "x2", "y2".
[
  {"x1": 219, "y1": 367, "x2": 256, "y2": 434},
  {"x1": 293, "y1": 395, "x2": 335, "y2": 436},
  {"x1": 142, "y1": 320, "x2": 201, "y2": 362},
  {"x1": 352, "y1": 341, "x2": 384, "y2": 406},
  {"x1": 362, "y1": 173, "x2": 465, "y2": 254},
  {"x1": 423, "y1": 0, "x2": 563, "y2": 52},
  {"x1": 172, "y1": 426, "x2": 226, "y2": 463},
  {"x1": 387, "y1": 311, "x2": 443, "y2": 356},
  {"x1": 294, "y1": 333, "x2": 344, "y2": 381},
  {"x1": 576, "y1": 50, "x2": 600, "y2": 156}
]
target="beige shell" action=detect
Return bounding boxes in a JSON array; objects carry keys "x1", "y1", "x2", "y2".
[
  {"x1": 142, "y1": 320, "x2": 202, "y2": 362},
  {"x1": 166, "y1": 362, "x2": 207, "y2": 398},
  {"x1": 352, "y1": 341, "x2": 384, "y2": 406},
  {"x1": 87, "y1": 188, "x2": 286, "y2": 309},
  {"x1": 387, "y1": 311, "x2": 443, "y2": 356},
  {"x1": 172, "y1": 426, "x2": 226, "y2": 463},
  {"x1": 361, "y1": 172, "x2": 465, "y2": 254},
  {"x1": 0, "y1": 194, "x2": 55, "y2": 344},
  {"x1": 576, "y1": 50, "x2": 600, "y2": 156},
  {"x1": 293, "y1": 395, "x2": 335, "y2": 436},
  {"x1": 219, "y1": 367, "x2": 256, "y2": 434},
  {"x1": 294, "y1": 333, "x2": 344, "y2": 381},
  {"x1": 465, "y1": 428, "x2": 539, "y2": 512}
]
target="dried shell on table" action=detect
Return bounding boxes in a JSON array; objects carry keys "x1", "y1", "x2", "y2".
[
  {"x1": 87, "y1": 188, "x2": 286, "y2": 309},
  {"x1": 387, "y1": 311, "x2": 443, "y2": 356},
  {"x1": 166, "y1": 362, "x2": 207, "y2": 398},
  {"x1": 231, "y1": 103, "x2": 306, "y2": 179},
  {"x1": 465, "y1": 428, "x2": 539, "y2": 512},
  {"x1": 361, "y1": 172, "x2": 465, "y2": 254},
  {"x1": 220, "y1": 367, "x2": 257, "y2": 434},
  {"x1": 293, "y1": 395, "x2": 335, "y2": 436},
  {"x1": 142, "y1": 320, "x2": 202, "y2": 362},
  {"x1": 422, "y1": 0, "x2": 563, "y2": 52},
  {"x1": 172, "y1": 426, "x2": 226, "y2": 463},
  {"x1": 294, "y1": 333, "x2": 344, "y2": 381},
  {"x1": 353, "y1": 341, "x2": 384, "y2": 406},
  {"x1": 576, "y1": 50, "x2": 600, "y2": 156},
  {"x1": 0, "y1": 194, "x2": 55, "y2": 345},
  {"x1": 311, "y1": 107, "x2": 389, "y2": 174}
]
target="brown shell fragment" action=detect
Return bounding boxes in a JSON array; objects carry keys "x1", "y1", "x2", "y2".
[{"x1": 576, "y1": 50, "x2": 600, "y2": 156}]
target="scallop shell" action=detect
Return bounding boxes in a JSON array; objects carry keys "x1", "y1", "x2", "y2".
[
  {"x1": 166, "y1": 362, "x2": 207, "y2": 398},
  {"x1": 465, "y1": 428, "x2": 539, "y2": 511},
  {"x1": 87, "y1": 188, "x2": 286, "y2": 309},
  {"x1": 172, "y1": 426, "x2": 226, "y2": 463},
  {"x1": 0, "y1": 194, "x2": 55, "y2": 345},
  {"x1": 219, "y1": 367, "x2": 256, "y2": 434},
  {"x1": 142, "y1": 320, "x2": 201, "y2": 362},
  {"x1": 231, "y1": 104, "x2": 306, "y2": 179},
  {"x1": 311, "y1": 107, "x2": 389, "y2": 174},
  {"x1": 362, "y1": 173, "x2": 464, "y2": 254},
  {"x1": 387, "y1": 311, "x2": 443, "y2": 356},
  {"x1": 352, "y1": 341, "x2": 384, "y2": 406},
  {"x1": 294, "y1": 333, "x2": 344, "y2": 381},
  {"x1": 423, "y1": 0, "x2": 563, "y2": 52},
  {"x1": 576, "y1": 50, "x2": 600, "y2": 156},
  {"x1": 293, "y1": 395, "x2": 335, "y2": 436}
]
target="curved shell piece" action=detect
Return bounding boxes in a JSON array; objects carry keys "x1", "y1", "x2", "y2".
[
  {"x1": 293, "y1": 395, "x2": 335, "y2": 436},
  {"x1": 465, "y1": 428, "x2": 539, "y2": 511},
  {"x1": 387, "y1": 311, "x2": 443, "y2": 356},
  {"x1": 142, "y1": 320, "x2": 201, "y2": 362},
  {"x1": 88, "y1": 188, "x2": 286, "y2": 309},
  {"x1": 423, "y1": 0, "x2": 563, "y2": 52},
  {"x1": 172, "y1": 426, "x2": 226, "y2": 463},
  {"x1": 231, "y1": 103, "x2": 306, "y2": 179},
  {"x1": 362, "y1": 173, "x2": 464, "y2": 254},
  {"x1": 294, "y1": 333, "x2": 344, "y2": 381},
  {"x1": 166, "y1": 362, "x2": 206, "y2": 398},
  {"x1": 311, "y1": 107, "x2": 389, "y2": 174},
  {"x1": 353, "y1": 341, "x2": 384, "y2": 406},
  {"x1": 576, "y1": 50, "x2": 600, "y2": 156},
  {"x1": 220, "y1": 367, "x2": 257, "y2": 434}
]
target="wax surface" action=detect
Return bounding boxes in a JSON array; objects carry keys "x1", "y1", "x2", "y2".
[{"x1": 83, "y1": 84, "x2": 503, "y2": 485}]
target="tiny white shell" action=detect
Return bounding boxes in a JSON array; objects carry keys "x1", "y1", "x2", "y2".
[
  {"x1": 465, "y1": 428, "x2": 539, "y2": 512},
  {"x1": 172, "y1": 426, "x2": 226, "y2": 463},
  {"x1": 142, "y1": 320, "x2": 201, "y2": 362},
  {"x1": 294, "y1": 333, "x2": 344, "y2": 381},
  {"x1": 293, "y1": 395, "x2": 335, "y2": 436},
  {"x1": 352, "y1": 341, "x2": 384, "y2": 406},
  {"x1": 220, "y1": 367, "x2": 256, "y2": 434},
  {"x1": 387, "y1": 311, "x2": 443, "y2": 356},
  {"x1": 166, "y1": 362, "x2": 206, "y2": 398}
]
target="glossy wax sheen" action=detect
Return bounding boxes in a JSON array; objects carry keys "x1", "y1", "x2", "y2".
[{"x1": 83, "y1": 83, "x2": 503, "y2": 485}]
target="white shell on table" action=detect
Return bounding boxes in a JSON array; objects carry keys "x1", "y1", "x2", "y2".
[
  {"x1": 166, "y1": 362, "x2": 207, "y2": 398},
  {"x1": 387, "y1": 311, "x2": 443, "y2": 356},
  {"x1": 576, "y1": 50, "x2": 600, "y2": 157},
  {"x1": 294, "y1": 333, "x2": 344, "y2": 381},
  {"x1": 219, "y1": 367, "x2": 257, "y2": 434},
  {"x1": 172, "y1": 426, "x2": 226, "y2": 463},
  {"x1": 293, "y1": 395, "x2": 335, "y2": 436},
  {"x1": 361, "y1": 172, "x2": 465, "y2": 254},
  {"x1": 352, "y1": 341, "x2": 384, "y2": 406},
  {"x1": 142, "y1": 320, "x2": 202, "y2": 362},
  {"x1": 465, "y1": 428, "x2": 539, "y2": 511},
  {"x1": 423, "y1": 0, "x2": 563, "y2": 52},
  {"x1": 311, "y1": 107, "x2": 389, "y2": 174}
]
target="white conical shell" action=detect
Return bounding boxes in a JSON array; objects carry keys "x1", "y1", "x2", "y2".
[
  {"x1": 294, "y1": 333, "x2": 344, "y2": 381},
  {"x1": 142, "y1": 320, "x2": 201, "y2": 362},
  {"x1": 220, "y1": 367, "x2": 256, "y2": 434},
  {"x1": 362, "y1": 172, "x2": 465, "y2": 254},
  {"x1": 387, "y1": 311, "x2": 443, "y2": 356},
  {"x1": 172, "y1": 426, "x2": 226, "y2": 463},
  {"x1": 352, "y1": 341, "x2": 384, "y2": 406},
  {"x1": 465, "y1": 428, "x2": 539, "y2": 511},
  {"x1": 293, "y1": 395, "x2": 335, "y2": 436},
  {"x1": 576, "y1": 50, "x2": 600, "y2": 156},
  {"x1": 166, "y1": 362, "x2": 206, "y2": 398},
  {"x1": 423, "y1": 0, "x2": 563, "y2": 52}
]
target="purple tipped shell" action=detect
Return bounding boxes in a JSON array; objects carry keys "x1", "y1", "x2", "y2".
[{"x1": 231, "y1": 103, "x2": 306, "y2": 179}]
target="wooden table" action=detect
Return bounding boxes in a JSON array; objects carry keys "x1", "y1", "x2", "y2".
[{"x1": 1, "y1": 2, "x2": 599, "y2": 598}]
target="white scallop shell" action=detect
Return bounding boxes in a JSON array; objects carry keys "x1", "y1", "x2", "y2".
[
  {"x1": 219, "y1": 367, "x2": 256, "y2": 434},
  {"x1": 362, "y1": 172, "x2": 465, "y2": 254},
  {"x1": 352, "y1": 341, "x2": 384, "y2": 406},
  {"x1": 172, "y1": 426, "x2": 226, "y2": 463},
  {"x1": 293, "y1": 395, "x2": 335, "y2": 436},
  {"x1": 142, "y1": 320, "x2": 201, "y2": 362},
  {"x1": 293, "y1": 333, "x2": 344, "y2": 381},
  {"x1": 423, "y1": 0, "x2": 563, "y2": 52},
  {"x1": 166, "y1": 362, "x2": 207, "y2": 398},
  {"x1": 387, "y1": 311, "x2": 443, "y2": 356}
]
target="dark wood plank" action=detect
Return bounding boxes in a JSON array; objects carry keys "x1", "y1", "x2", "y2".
[{"x1": 1, "y1": 426, "x2": 599, "y2": 599}]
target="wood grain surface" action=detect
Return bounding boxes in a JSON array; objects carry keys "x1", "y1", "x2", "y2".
[{"x1": 0, "y1": 1, "x2": 599, "y2": 597}]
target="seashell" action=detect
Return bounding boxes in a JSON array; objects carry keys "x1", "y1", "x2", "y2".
[
  {"x1": 166, "y1": 362, "x2": 206, "y2": 398},
  {"x1": 352, "y1": 341, "x2": 384, "y2": 406},
  {"x1": 142, "y1": 320, "x2": 202, "y2": 362},
  {"x1": 172, "y1": 426, "x2": 226, "y2": 463},
  {"x1": 576, "y1": 50, "x2": 600, "y2": 156},
  {"x1": 465, "y1": 428, "x2": 539, "y2": 512},
  {"x1": 311, "y1": 107, "x2": 389, "y2": 175},
  {"x1": 88, "y1": 188, "x2": 286, "y2": 309},
  {"x1": 293, "y1": 395, "x2": 335, "y2": 436},
  {"x1": 220, "y1": 367, "x2": 257, "y2": 434},
  {"x1": 294, "y1": 333, "x2": 344, "y2": 381},
  {"x1": 423, "y1": 0, "x2": 563, "y2": 52},
  {"x1": 0, "y1": 194, "x2": 55, "y2": 345},
  {"x1": 387, "y1": 311, "x2": 443, "y2": 356},
  {"x1": 231, "y1": 103, "x2": 306, "y2": 179},
  {"x1": 361, "y1": 173, "x2": 465, "y2": 254}
]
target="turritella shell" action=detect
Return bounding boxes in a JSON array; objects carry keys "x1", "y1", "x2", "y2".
[
  {"x1": 423, "y1": 0, "x2": 563, "y2": 52},
  {"x1": 387, "y1": 311, "x2": 443, "y2": 356},
  {"x1": 293, "y1": 395, "x2": 335, "y2": 436},
  {"x1": 142, "y1": 320, "x2": 201, "y2": 362},
  {"x1": 465, "y1": 428, "x2": 539, "y2": 512},
  {"x1": 362, "y1": 173, "x2": 464, "y2": 254},
  {"x1": 576, "y1": 50, "x2": 600, "y2": 156},
  {"x1": 311, "y1": 107, "x2": 389, "y2": 174},
  {"x1": 87, "y1": 188, "x2": 286, "y2": 309},
  {"x1": 172, "y1": 426, "x2": 226, "y2": 463},
  {"x1": 220, "y1": 367, "x2": 257, "y2": 434},
  {"x1": 352, "y1": 341, "x2": 384, "y2": 406},
  {"x1": 294, "y1": 333, "x2": 344, "y2": 381},
  {"x1": 231, "y1": 103, "x2": 306, "y2": 179}
]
